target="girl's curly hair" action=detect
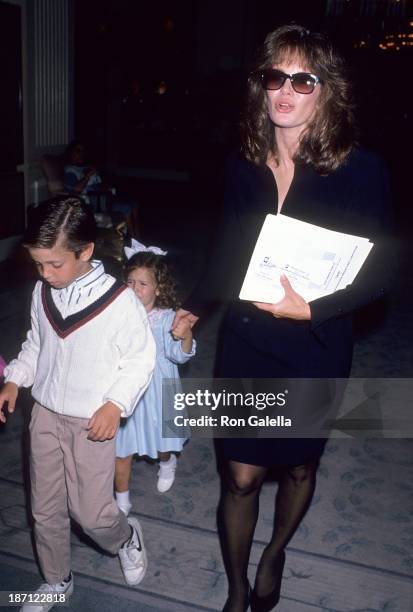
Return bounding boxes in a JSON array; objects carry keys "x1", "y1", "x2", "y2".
[
  {"x1": 124, "y1": 252, "x2": 180, "y2": 310},
  {"x1": 241, "y1": 24, "x2": 358, "y2": 174}
]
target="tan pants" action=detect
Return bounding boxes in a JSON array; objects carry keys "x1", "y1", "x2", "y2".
[{"x1": 29, "y1": 402, "x2": 130, "y2": 584}]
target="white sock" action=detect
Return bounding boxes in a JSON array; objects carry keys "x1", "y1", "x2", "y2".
[
  {"x1": 116, "y1": 490, "x2": 130, "y2": 507},
  {"x1": 160, "y1": 454, "x2": 177, "y2": 467}
]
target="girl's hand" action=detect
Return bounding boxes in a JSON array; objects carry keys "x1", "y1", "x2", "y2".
[
  {"x1": 87, "y1": 401, "x2": 121, "y2": 441},
  {"x1": 171, "y1": 309, "x2": 199, "y2": 332},
  {"x1": 171, "y1": 317, "x2": 193, "y2": 354},
  {"x1": 253, "y1": 275, "x2": 311, "y2": 321},
  {"x1": 172, "y1": 317, "x2": 193, "y2": 341}
]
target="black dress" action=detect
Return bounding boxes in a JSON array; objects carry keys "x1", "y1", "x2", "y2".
[{"x1": 186, "y1": 148, "x2": 393, "y2": 466}]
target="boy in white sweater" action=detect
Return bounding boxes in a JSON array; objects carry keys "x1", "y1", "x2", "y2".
[{"x1": 0, "y1": 198, "x2": 156, "y2": 612}]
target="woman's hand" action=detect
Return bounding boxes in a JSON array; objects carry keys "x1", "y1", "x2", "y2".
[
  {"x1": 253, "y1": 275, "x2": 311, "y2": 321},
  {"x1": 171, "y1": 309, "x2": 199, "y2": 332}
]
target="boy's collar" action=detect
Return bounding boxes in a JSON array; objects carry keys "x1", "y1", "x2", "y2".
[{"x1": 59, "y1": 260, "x2": 104, "y2": 292}]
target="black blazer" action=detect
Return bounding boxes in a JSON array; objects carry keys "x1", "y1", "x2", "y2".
[{"x1": 186, "y1": 148, "x2": 394, "y2": 376}]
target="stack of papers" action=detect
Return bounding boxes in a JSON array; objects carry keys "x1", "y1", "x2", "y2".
[{"x1": 239, "y1": 214, "x2": 374, "y2": 303}]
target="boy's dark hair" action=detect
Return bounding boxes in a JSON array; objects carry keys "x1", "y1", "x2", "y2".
[
  {"x1": 125, "y1": 252, "x2": 180, "y2": 310},
  {"x1": 23, "y1": 197, "x2": 97, "y2": 256}
]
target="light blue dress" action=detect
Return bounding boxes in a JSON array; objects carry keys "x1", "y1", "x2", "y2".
[{"x1": 116, "y1": 308, "x2": 195, "y2": 459}]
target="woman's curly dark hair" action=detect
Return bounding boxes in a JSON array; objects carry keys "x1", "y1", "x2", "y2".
[
  {"x1": 241, "y1": 24, "x2": 358, "y2": 174},
  {"x1": 124, "y1": 252, "x2": 180, "y2": 310}
]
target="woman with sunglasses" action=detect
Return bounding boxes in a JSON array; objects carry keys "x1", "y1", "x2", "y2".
[{"x1": 173, "y1": 24, "x2": 392, "y2": 612}]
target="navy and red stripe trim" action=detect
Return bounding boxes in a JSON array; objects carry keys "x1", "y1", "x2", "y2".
[{"x1": 41, "y1": 280, "x2": 127, "y2": 339}]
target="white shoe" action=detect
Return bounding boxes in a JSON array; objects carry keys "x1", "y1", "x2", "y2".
[
  {"x1": 118, "y1": 517, "x2": 148, "y2": 585},
  {"x1": 157, "y1": 458, "x2": 176, "y2": 493},
  {"x1": 20, "y1": 573, "x2": 73, "y2": 611}
]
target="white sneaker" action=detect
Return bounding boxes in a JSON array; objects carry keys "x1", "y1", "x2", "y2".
[
  {"x1": 20, "y1": 573, "x2": 73, "y2": 612},
  {"x1": 118, "y1": 517, "x2": 148, "y2": 585},
  {"x1": 157, "y1": 458, "x2": 176, "y2": 493}
]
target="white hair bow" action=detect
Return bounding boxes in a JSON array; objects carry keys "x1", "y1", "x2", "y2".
[{"x1": 124, "y1": 238, "x2": 168, "y2": 259}]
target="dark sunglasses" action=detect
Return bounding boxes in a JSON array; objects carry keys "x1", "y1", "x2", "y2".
[{"x1": 260, "y1": 69, "x2": 323, "y2": 94}]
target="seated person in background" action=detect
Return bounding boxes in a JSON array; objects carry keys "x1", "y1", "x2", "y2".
[
  {"x1": 63, "y1": 140, "x2": 103, "y2": 195},
  {"x1": 64, "y1": 140, "x2": 139, "y2": 237}
]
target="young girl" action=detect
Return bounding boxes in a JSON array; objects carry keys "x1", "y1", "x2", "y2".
[{"x1": 115, "y1": 240, "x2": 196, "y2": 514}]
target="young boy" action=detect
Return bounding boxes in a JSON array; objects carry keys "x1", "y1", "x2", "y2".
[{"x1": 0, "y1": 198, "x2": 156, "y2": 612}]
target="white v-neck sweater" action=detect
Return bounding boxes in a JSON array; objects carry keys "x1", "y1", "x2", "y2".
[{"x1": 5, "y1": 261, "x2": 156, "y2": 419}]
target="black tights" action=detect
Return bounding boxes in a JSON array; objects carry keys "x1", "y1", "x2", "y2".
[{"x1": 218, "y1": 459, "x2": 318, "y2": 611}]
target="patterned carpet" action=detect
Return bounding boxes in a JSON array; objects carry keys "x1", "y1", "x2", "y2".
[{"x1": 1, "y1": 404, "x2": 412, "y2": 611}]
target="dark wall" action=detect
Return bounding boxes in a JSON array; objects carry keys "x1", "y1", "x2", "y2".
[
  {"x1": 72, "y1": 0, "x2": 411, "y2": 223},
  {"x1": 0, "y1": 1, "x2": 23, "y2": 172},
  {"x1": 0, "y1": 1, "x2": 25, "y2": 239}
]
